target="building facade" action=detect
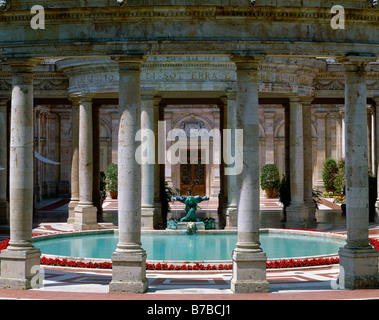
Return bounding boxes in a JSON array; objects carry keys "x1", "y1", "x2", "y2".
[{"x1": 0, "y1": 0, "x2": 378, "y2": 293}]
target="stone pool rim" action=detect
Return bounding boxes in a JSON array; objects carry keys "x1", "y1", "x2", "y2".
[{"x1": 32, "y1": 228, "x2": 347, "y2": 266}]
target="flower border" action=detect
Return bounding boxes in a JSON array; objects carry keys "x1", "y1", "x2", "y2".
[{"x1": 0, "y1": 235, "x2": 377, "y2": 271}]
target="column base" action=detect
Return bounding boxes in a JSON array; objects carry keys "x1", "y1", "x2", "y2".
[
  {"x1": 141, "y1": 206, "x2": 157, "y2": 230},
  {"x1": 285, "y1": 205, "x2": 310, "y2": 229},
  {"x1": 230, "y1": 248, "x2": 269, "y2": 293},
  {"x1": 224, "y1": 206, "x2": 237, "y2": 229},
  {"x1": 109, "y1": 250, "x2": 148, "y2": 294},
  {"x1": 304, "y1": 199, "x2": 318, "y2": 228},
  {"x1": 73, "y1": 205, "x2": 98, "y2": 230},
  {"x1": 0, "y1": 200, "x2": 9, "y2": 225},
  {"x1": 338, "y1": 246, "x2": 379, "y2": 289},
  {"x1": 0, "y1": 248, "x2": 41, "y2": 290},
  {"x1": 67, "y1": 200, "x2": 79, "y2": 225}
]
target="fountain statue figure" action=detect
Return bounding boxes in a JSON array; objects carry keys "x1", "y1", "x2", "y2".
[{"x1": 173, "y1": 195, "x2": 209, "y2": 222}]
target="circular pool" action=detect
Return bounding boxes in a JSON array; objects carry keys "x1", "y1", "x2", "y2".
[{"x1": 33, "y1": 230, "x2": 346, "y2": 261}]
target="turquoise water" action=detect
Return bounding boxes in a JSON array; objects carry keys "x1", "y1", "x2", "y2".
[{"x1": 33, "y1": 233, "x2": 345, "y2": 261}]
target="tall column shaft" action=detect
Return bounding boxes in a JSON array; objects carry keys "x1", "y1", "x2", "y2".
[
  {"x1": 109, "y1": 55, "x2": 148, "y2": 294},
  {"x1": 0, "y1": 98, "x2": 9, "y2": 224},
  {"x1": 286, "y1": 97, "x2": 309, "y2": 228},
  {"x1": 303, "y1": 98, "x2": 317, "y2": 227},
  {"x1": 141, "y1": 93, "x2": 157, "y2": 230},
  {"x1": 374, "y1": 98, "x2": 379, "y2": 223},
  {"x1": 68, "y1": 99, "x2": 79, "y2": 224},
  {"x1": 264, "y1": 112, "x2": 275, "y2": 164},
  {"x1": 0, "y1": 59, "x2": 41, "y2": 290},
  {"x1": 230, "y1": 55, "x2": 269, "y2": 294},
  {"x1": 338, "y1": 59, "x2": 378, "y2": 289},
  {"x1": 73, "y1": 96, "x2": 98, "y2": 230},
  {"x1": 315, "y1": 112, "x2": 327, "y2": 188},
  {"x1": 224, "y1": 92, "x2": 237, "y2": 229}
]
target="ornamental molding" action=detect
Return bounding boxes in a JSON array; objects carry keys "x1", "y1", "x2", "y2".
[{"x1": 0, "y1": 6, "x2": 378, "y2": 23}]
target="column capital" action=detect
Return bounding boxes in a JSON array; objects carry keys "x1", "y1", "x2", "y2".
[
  {"x1": 141, "y1": 90, "x2": 155, "y2": 101},
  {"x1": 337, "y1": 56, "x2": 376, "y2": 73},
  {"x1": 372, "y1": 96, "x2": 379, "y2": 105},
  {"x1": 5, "y1": 58, "x2": 41, "y2": 74},
  {"x1": 77, "y1": 95, "x2": 93, "y2": 104},
  {"x1": 230, "y1": 54, "x2": 265, "y2": 71},
  {"x1": 224, "y1": 90, "x2": 237, "y2": 101},
  {"x1": 289, "y1": 95, "x2": 313, "y2": 105},
  {"x1": 68, "y1": 96, "x2": 80, "y2": 105},
  {"x1": 111, "y1": 54, "x2": 146, "y2": 72}
]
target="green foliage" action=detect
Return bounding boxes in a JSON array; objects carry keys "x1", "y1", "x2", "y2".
[
  {"x1": 322, "y1": 158, "x2": 338, "y2": 192},
  {"x1": 100, "y1": 171, "x2": 107, "y2": 201},
  {"x1": 105, "y1": 163, "x2": 118, "y2": 192},
  {"x1": 333, "y1": 194, "x2": 346, "y2": 204},
  {"x1": 333, "y1": 159, "x2": 345, "y2": 194},
  {"x1": 260, "y1": 164, "x2": 281, "y2": 191}
]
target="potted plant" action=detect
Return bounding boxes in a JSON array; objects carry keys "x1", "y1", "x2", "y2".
[
  {"x1": 106, "y1": 163, "x2": 118, "y2": 199},
  {"x1": 260, "y1": 164, "x2": 280, "y2": 198},
  {"x1": 322, "y1": 158, "x2": 338, "y2": 193}
]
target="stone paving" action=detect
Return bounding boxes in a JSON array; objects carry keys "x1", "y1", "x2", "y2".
[{"x1": 0, "y1": 198, "x2": 378, "y2": 300}]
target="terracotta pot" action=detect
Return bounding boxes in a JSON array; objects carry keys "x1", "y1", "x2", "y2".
[
  {"x1": 110, "y1": 191, "x2": 118, "y2": 199},
  {"x1": 265, "y1": 189, "x2": 276, "y2": 198}
]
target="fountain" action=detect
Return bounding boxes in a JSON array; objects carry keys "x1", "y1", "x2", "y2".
[{"x1": 167, "y1": 194, "x2": 215, "y2": 232}]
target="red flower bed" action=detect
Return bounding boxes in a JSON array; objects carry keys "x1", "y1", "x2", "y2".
[
  {"x1": 266, "y1": 257, "x2": 340, "y2": 269},
  {"x1": 0, "y1": 236, "x2": 378, "y2": 271},
  {"x1": 39, "y1": 256, "x2": 112, "y2": 269}
]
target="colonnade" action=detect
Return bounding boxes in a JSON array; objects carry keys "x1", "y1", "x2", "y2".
[{"x1": 0, "y1": 55, "x2": 378, "y2": 292}]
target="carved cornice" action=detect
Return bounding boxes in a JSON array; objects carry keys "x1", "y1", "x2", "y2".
[{"x1": 0, "y1": 6, "x2": 378, "y2": 23}]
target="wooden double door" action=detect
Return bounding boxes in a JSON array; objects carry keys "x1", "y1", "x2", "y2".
[{"x1": 180, "y1": 151, "x2": 206, "y2": 196}]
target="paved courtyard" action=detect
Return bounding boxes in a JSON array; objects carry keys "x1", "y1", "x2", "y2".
[{"x1": 0, "y1": 198, "x2": 378, "y2": 300}]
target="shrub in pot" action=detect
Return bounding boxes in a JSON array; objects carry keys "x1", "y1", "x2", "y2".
[
  {"x1": 106, "y1": 163, "x2": 118, "y2": 199},
  {"x1": 260, "y1": 164, "x2": 280, "y2": 198},
  {"x1": 322, "y1": 158, "x2": 338, "y2": 193}
]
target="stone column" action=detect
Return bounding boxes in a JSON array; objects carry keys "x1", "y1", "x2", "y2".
[
  {"x1": 338, "y1": 58, "x2": 378, "y2": 289},
  {"x1": 315, "y1": 111, "x2": 327, "y2": 189},
  {"x1": 224, "y1": 92, "x2": 237, "y2": 229},
  {"x1": 374, "y1": 97, "x2": 379, "y2": 223},
  {"x1": 285, "y1": 97, "x2": 309, "y2": 228},
  {"x1": 283, "y1": 102, "x2": 290, "y2": 178},
  {"x1": 0, "y1": 98, "x2": 9, "y2": 224},
  {"x1": 140, "y1": 92, "x2": 157, "y2": 230},
  {"x1": 109, "y1": 55, "x2": 148, "y2": 294},
  {"x1": 73, "y1": 96, "x2": 98, "y2": 230},
  {"x1": 68, "y1": 98, "x2": 79, "y2": 224},
  {"x1": 230, "y1": 55, "x2": 269, "y2": 293},
  {"x1": 153, "y1": 97, "x2": 162, "y2": 227},
  {"x1": 111, "y1": 112, "x2": 119, "y2": 164},
  {"x1": 0, "y1": 59, "x2": 41, "y2": 290},
  {"x1": 302, "y1": 97, "x2": 317, "y2": 228},
  {"x1": 264, "y1": 111, "x2": 275, "y2": 165}
]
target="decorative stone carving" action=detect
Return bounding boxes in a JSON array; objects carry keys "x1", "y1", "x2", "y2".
[{"x1": 0, "y1": 80, "x2": 11, "y2": 90}]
